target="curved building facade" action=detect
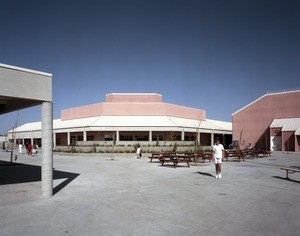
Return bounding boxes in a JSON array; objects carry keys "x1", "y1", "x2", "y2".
[{"x1": 9, "y1": 93, "x2": 232, "y2": 148}]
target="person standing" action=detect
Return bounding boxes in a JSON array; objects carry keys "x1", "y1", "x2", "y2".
[
  {"x1": 136, "y1": 144, "x2": 142, "y2": 159},
  {"x1": 18, "y1": 143, "x2": 23, "y2": 154},
  {"x1": 212, "y1": 137, "x2": 224, "y2": 179},
  {"x1": 27, "y1": 143, "x2": 32, "y2": 156}
]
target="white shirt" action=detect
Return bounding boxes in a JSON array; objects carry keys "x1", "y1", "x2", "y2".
[
  {"x1": 136, "y1": 147, "x2": 141, "y2": 154},
  {"x1": 213, "y1": 144, "x2": 224, "y2": 159}
]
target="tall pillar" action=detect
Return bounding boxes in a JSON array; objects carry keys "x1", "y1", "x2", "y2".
[
  {"x1": 83, "y1": 130, "x2": 87, "y2": 142},
  {"x1": 181, "y1": 131, "x2": 185, "y2": 141},
  {"x1": 41, "y1": 101, "x2": 53, "y2": 198},
  {"x1": 211, "y1": 131, "x2": 214, "y2": 146},
  {"x1": 67, "y1": 132, "x2": 70, "y2": 146},
  {"x1": 149, "y1": 131, "x2": 152, "y2": 142},
  {"x1": 53, "y1": 133, "x2": 56, "y2": 148},
  {"x1": 116, "y1": 130, "x2": 119, "y2": 142},
  {"x1": 197, "y1": 131, "x2": 200, "y2": 145}
]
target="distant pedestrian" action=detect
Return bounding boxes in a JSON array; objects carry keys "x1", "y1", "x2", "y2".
[
  {"x1": 5, "y1": 141, "x2": 8, "y2": 152},
  {"x1": 2, "y1": 142, "x2": 5, "y2": 151},
  {"x1": 136, "y1": 144, "x2": 142, "y2": 159},
  {"x1": 27, "y1": 143, "x2": 32, "y2": 156},
  {"x1": 212, "y1": 137, "x2": 224, "y2": 179},
  {"x1": 246, "y1": 143, "x2": 252, "y2": 150},
  {"x1": 18, "y1": 143, "x2": 23, "y2": 154}
]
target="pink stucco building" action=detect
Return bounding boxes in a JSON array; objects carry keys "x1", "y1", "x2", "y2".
[
  {"x1": 232, "y1": 90, "x2": 300, "y2": 152},
  {"x1": 10, "y1": 93, "x2": 232, "y2": 147}
]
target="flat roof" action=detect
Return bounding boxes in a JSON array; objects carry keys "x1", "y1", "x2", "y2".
[
  {"x1": 0, "y1": 63, "x2": 52, "y2": 77},
  {"x1": 270, "y1": 118, "x2": 300, "y2": 132}
]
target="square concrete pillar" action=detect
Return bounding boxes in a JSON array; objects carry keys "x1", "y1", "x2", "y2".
[
  {"x1": 211, "y1": 132, "x2": 214, "y2": 146},
  {"x1": 67, "y1": 132, "x2": 70, "y2": 146},
  {"x1": 83, "y1": 130, "x2": 87, "y2": 142},
  {"x1": 149, "y1": 131, "x2": 152, "y2": 141},
  {"x1": 41, "y1": 101, "x2": 53, "y2": 198},
  {"x1": 53, "y1": 132, "x2": 56, "y2": 148},
  {"x1": 181, "y1": 131, "x2": 185, "y2": 141},
  {"x1": 116, "y1": 130, "x2": 119, "y2": 142}
]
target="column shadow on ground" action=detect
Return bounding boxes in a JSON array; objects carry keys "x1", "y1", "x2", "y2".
[
  {"x1": 196, "y1": 171, "x2": 214, "y2": 178},
  {"x1": 0, "y1": 160, "x2": 80, "y2": 195}
]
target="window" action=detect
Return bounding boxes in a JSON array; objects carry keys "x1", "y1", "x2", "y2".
[
  {"x1": 120, "y1": 135, "x2": 133, "y2": 141},
  {"x1": 104, "y1": 135, "x2": 113, "y2": 141},
  {"x1": 87, "y1": 135, "x2": 95, "y2": 141}
]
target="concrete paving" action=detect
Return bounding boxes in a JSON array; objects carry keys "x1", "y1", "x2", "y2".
[{"x1": 0, "y1": 151, "x2": 299, "y2": 236}]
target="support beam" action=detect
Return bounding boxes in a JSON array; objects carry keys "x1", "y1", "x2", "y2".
[
  {"x1": 149, "y1": 131, "x2": 152, "y2": 142},
  {"x1": 53, "y1": 132, "x2": 56, "y2": 148},
  {"x1": 181, "y1": 131, "x2": 185, "y2": 141},
  {"x1": 197, "y1": 131, "x2": 200, "y2": 146},
  {"x1": 41, "y1": 101, "x2": 53, "y2": 198},
  {"x1": 211, "y1": 131, "x2": 214, "y2": 146},
  {"x1": 116, "y1": 130, "x2": 119, "y2": 142},
  {"x1": 83, "y1": 130, "x2": 87, "y2": 142},
  {"x1": 67, "y1": 132, "x2": 70, "y2": 146}
]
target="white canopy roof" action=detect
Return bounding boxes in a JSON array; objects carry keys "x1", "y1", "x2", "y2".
[
  {"x1": 270, "y1": 118, "x2": 300, "y2": 133},
  {"x1": 11, "y1": 116, "x2": 232, "y2": 134}
]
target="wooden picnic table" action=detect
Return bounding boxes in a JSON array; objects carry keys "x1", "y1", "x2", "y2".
[
  {"x1": 159, "y1": 154, "x2": 190, "y2": 168},
  {"x1": 148, "y1": 153, "x2": 162, "y2": 163},
  {"x1": 280, "y1": 167, "x2": 300, "y2": 179},
  {"x1": 225, "y1": 149, "x2": 244, "y2": 162}
]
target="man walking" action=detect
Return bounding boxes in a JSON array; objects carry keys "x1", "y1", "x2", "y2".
[{"x1": 212, "y1": 137, "x2": 224, "y2": 179}]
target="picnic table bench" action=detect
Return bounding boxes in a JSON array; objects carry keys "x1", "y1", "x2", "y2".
[
  {"x1": 200, "y1": 151, "x2": 213, "y2": 163},
  {"x1": 241, "y1": 149, "x2": 258, "y2": 158},
  {"x1": 149, "y1": 153, "x2": 162, "y2": 163},
  {"x1": 225, "y1": 150, "x2": 244, "y2": 162},
  {"x1": 159, "y1": 154, "x2": 190, "y2": 168},
  {"x1": 280, "y1": 167, "x2": 300, "y2": 179}
]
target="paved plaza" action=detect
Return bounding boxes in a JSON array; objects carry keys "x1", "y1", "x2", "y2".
[{"x1": 0, "y1": 151, "x2": 299, "y2": 236}]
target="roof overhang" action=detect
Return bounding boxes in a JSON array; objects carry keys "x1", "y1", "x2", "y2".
[{"x1": 0, "y1": 63, "x2": 52, "y2": 115}]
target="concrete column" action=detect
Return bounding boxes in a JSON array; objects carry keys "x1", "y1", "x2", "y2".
[
  {"x1": 116, "y1": 130, "x2": 119, "y2": 142},
  {"x1": 149, "y1": 131, "x2": 152, "y2": 142},
  {"x1": 41, "y1": 101, "x2": 53, "y2": 198},
  {"x1": 197, "y1": 131, "x2": 200, "y2": 145},
  {"x1": 67, "y1": 132, "x2": 70, "y2": 146},
  {"x1": 31, "y1": 135, "x2": 33, "y2": 146},
  {"x1": 181, "y1": 131, "x2": 185, "y2": 141},
  {"x1": 53, "y1": 132, "x2": 56, "y2": 148},
  {"x1": 211, "y1": 131, "x2": 214, "y2": 146},
  {"x1": 83, "y1": 130, "x2": 87, "y2": 142}
]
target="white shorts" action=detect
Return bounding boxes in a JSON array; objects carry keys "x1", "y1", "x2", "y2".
[{"x1": 214, "y1": 157, "x2": 222, "y2": 164}]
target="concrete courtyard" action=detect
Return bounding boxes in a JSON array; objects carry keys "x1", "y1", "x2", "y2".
[{"x1": 0, "y1": 151, "x2": 299, "y2": 236}]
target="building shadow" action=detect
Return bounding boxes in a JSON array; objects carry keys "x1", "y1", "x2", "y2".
[
  {"x1": 0, "y1": 160, "x2": 80, "y2": 195},
  {"x1": 273, "y1": 176, "x2": 300, "y2": 184},
  {"x1": 196, "y1": 171, "x2": 214, "y2": 178}
]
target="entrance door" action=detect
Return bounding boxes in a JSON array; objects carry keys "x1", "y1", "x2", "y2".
[{"x1": 271, "y1": 136, "x2": 282, "y2": 151}]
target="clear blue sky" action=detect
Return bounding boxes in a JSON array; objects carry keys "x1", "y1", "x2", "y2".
[{"x1": 0, "y1": 0, "x2": 299, "y2": 134}]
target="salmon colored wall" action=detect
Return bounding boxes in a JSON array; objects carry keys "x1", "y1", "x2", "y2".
[
  {"x1": 106, "y1": 94, "x2": 162, "y2": 103},
  {"x1": 232, "y1": 91, "x2": 300, "y2": 149},
  {"x1": 61, "y1": 103, "x2": 103, "y2": 120},
  {"x1": 61, "y1": 102, "x2": 206, "y2": 121},
  {"x1": 282, "y1": 131, "x2": 295, "y2": 152},
  {"x1": 270, "y1": 128, "x2": 282, "y2": 137},
  {"x1": 296, "y1": 136, "x2": 300, "y2": 152}
]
